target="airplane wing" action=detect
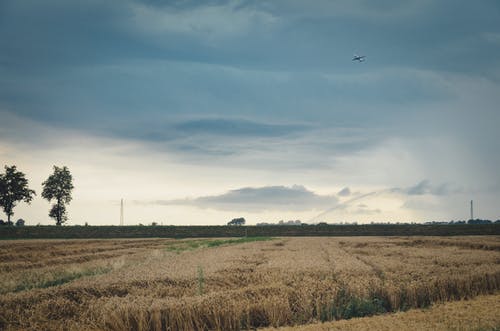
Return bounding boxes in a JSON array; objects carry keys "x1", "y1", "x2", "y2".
[{"x1": 352, "y1": 55, "x2": 366, "y2": 61}]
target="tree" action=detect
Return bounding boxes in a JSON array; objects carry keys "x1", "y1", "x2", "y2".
[
  {"x1": 42, "y1": 166, "x2": 74, "y2": 226},
  {"x1": 0, "y1": 165, "x2": 36, "y2": 224},
  {"x1": 15, "y1": 218, "x2": 25, "y2": 226},
  {"x1": 49, "y1": 203, "x2": 67, "y2": 225},
  {"x1": 228, "y1": 217, "x2": 245, "y2": 226}
]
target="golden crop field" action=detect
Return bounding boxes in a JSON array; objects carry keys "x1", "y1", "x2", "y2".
[
  {"x1": 263, "y1": 293, "x2": 500, "y2": 331},
  {"x1": 0, "y1": 236, "x2": 499, "y2": 330}
]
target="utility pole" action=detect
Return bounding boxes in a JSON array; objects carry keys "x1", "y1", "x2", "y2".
[
  {"x1": 470, "y1": 200, "x2": 474, "y2": 221},
  {"x1": 120, "y1": 198, "x2": 124, "y2": 226}
]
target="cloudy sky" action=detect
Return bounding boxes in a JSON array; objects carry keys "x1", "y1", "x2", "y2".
[{"x1": 1, "y1": 0, "x2": 499, "y2": 225}]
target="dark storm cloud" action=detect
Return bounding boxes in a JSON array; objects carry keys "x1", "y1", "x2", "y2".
[
  {"x1": 1, "y1": 0, "x2": 499, "y2": 167},
  {"x1": 152, "y1": 185, "x2": 339, "y2": 211},
  {"x1": 2, "y1": 0, "x2": 499, "y2": 223},
  {"x1": 260, "y1": 1, "x2": 500, "y2": 75},
  {"x1": 0, "y1": 1, "x2": 135, "y2": 69},
  {"x1": 174, "y1": 118, "x2": 307, "y2": 137},
  {"x1": 2, "y1": 1, "x2": 499, "y2": 74},
  {"x1": 112, "y1": 118, "x2": 307, "y2": 142}
]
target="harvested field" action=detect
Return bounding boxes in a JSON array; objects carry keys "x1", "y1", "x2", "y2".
[{"x1": 0, "y1": 236, "x2": 499, "y2": 330}]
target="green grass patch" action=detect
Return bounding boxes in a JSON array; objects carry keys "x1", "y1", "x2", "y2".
[
  {"x1": 319, "y1": 287, "x2": 388, "y2": 322},
  {"x1": 206, "y1": 236, "x2": 274, "y2": 247},
  {"x1": 166, "y1": 237, "x2": 274, "y2": 253},
  {"x1": 11, "y1": 266, "x2": 112, "y2": 293},
  {"x1": 197, "y1": 265, "x2": 205, "y2": 295}
]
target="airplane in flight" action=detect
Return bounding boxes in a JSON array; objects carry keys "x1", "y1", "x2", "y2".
[{"x1": 352, "y1": 54, "x2": 366, "y2": 62}]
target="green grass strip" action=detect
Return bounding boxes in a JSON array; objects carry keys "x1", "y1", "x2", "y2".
[
  {"x1": 166, "y1": 237, "x2": 274, "y2": 253},
  {"x1": 12, "y1": 266, "x2": 112, "y2": 293}
]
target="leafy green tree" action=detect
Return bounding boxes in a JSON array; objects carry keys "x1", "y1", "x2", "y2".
[
  {"x1": 49, "y1": 204, "x2": 67, "y2": 225},
  {"x1": 228, "y1": 217, "x2": 245, "y2": 226},
  {"x1": 42, "y1": 166, "x2": 74, "y2": 226},
  {"x1": 0, "y1": 165, "x2": 36, "y2": 224}
]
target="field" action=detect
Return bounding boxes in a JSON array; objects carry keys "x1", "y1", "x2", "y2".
[
  {"x1": 263, "y1": 293, "x2": 500, "y2": 331},
  {"x1": 1, "y1": 224, "x2": 499, "y2": 239},
  {"x1": 0, "y1": 236, "x2": 499, "y2": 330}
]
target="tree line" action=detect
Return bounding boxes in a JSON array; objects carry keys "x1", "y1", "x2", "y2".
[{"x1": 0, "y1": 165, "x2": 73, "y2": 226}]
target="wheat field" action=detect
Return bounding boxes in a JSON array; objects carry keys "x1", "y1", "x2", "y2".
[
  {"x1": 263, "y1": 293, "x2": 500, "y2": 331},
  {"x1": 0, "y1": 236, "x2": 499, "y2": 330}
]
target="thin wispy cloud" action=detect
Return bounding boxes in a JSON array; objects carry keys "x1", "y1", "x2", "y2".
[
  {"x1": 393, "y1": 180, "x2": 462, "y2": 196},
  {"x1": 337, "y1": 187, "x2": 351, "y2": 197},
  {"x1": 174, "y1": 118, "x2": 308, "y2": 137},
  {"x1": 310, "y1": 180, "x2": 464, "y2": 222}
]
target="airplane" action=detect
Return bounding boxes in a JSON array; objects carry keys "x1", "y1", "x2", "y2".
[{"x1": 352, "y1": 54, "x2": 366, "y2": 62}]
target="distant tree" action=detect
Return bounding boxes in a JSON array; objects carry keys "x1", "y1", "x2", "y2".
[
  {"x1": 49, "y1": 203, "x2": 68, "y2": 225},
  {"x1": 0, "y1": 219, "x2": 5, "y2": 226},
  {"x1": 151, "y1": 222, "x2": 158, "y2": 226},
  {"x1": 15, "y1": 218, "x2": 25, "y2": 226},
  {"x1": 0, "y1": 165, "x2": 36, "y2": 225},
  {"x1": 42, "y1": 166, "x2": 74, "y2": 226},
  {"x1": 467, "y1": 219, "x2": 492, "y2": 225},
  {"x1": 228, "y1": 217, "x2": 245, "y2": 226}
]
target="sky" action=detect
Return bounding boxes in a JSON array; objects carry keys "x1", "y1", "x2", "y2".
[{"x1": 1, "y1": 0, "x2": 500, "y2": 225}]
